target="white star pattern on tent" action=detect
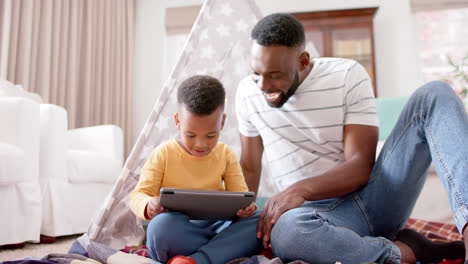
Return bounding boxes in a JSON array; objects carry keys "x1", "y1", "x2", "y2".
[
  {"x1": 201, "y1": 45, "x2": 215, "y2": 59},
  {"x1": 220, "y1": 3, "x2": 234, "y2": 16},
  {"x1": 213, "y1": 61, "x2": 224, "y2": 75},
  {"x1": 217, "y1": 24, "x2": 231, "y2": 38},
  {"x1": 236, "y1": 19, "x2": 249, "y2": 33}
]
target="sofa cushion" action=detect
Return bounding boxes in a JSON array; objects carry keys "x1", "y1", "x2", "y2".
[
  {"x1": 67, "y1": 150, "x2": 121, "y2": 184},
  {"x1": 0, "y1": 143, "x2": 26, "y2": 184},
  {"x1": 0, "y1": 79, "x2": 43, "y2": 104},
  {"x1": 375, "y1": 96, "x2": 409, "y2": 141}
]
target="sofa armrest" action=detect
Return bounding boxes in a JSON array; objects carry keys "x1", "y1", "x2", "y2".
[
  {"x1": 0, "y1": 97, "x2": 39, "y2": 148},
  {"x1": 39, "y1": 104, "x2": 68, "y2": 182},
  {"x1": 0, "y1": 97, "x2": 40, "y2": 178},
  {"x1": 68, "y1": 125, "x2": 124, "y2": 164}
]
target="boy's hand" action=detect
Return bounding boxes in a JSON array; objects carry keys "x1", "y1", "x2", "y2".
[
  {"x1": 237, "y1": 202, "x2": 258, "y2": 218},
  {"x1": 145, "y1": 196, "x2": 167, "y2": 220}
]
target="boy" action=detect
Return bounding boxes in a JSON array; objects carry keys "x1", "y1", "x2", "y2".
[{"x1": 129, "y1": 75, "x2": 261, "y2": 264}]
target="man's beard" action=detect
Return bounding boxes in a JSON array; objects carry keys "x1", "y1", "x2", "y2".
[{"x1": 268, "y1": 71, "x2": 300, "y2": 108}]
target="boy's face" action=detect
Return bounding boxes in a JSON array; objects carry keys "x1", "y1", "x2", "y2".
[{"x1": 174, "y1": 105, "x2": 226, "y2": 157}]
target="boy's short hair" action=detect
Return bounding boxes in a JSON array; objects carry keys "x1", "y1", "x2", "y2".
[
  {"x1": 177, "y1": 75, "x2": 226, "y2": 115},
  {"x1": 251, "y1": 13, "x2": 305, "y2": 47}
]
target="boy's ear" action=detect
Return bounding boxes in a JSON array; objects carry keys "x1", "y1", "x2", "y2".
[
  {"x1": 174, "y1": 113, "x2": 181, "y2": 129},
  {"x1": 220, "y1": 113, "x2": 226, "y2": 130}
]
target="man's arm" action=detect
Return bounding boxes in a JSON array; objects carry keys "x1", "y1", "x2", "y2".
[
  {"x1": 257, "y1": 124, "x2": 378, "y2": 247},
  {"x1": 292, "y1": 124, "x2": 378, "y2": 200},
  {"x1": 239, "y1": 134, "x2": 264, "y2": 193}
]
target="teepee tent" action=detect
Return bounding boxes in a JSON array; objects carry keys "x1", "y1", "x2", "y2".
[{"x1": 88, "y1": 0, "x2": 263, "y2": 249}]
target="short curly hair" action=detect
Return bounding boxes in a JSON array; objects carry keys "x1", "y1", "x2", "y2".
[
  {"x1": 177, "y1": 75, "x2": 226, "y2": 115},
  {"x1": 251, "y1": 13, "x2": 305, "y2": 47}
]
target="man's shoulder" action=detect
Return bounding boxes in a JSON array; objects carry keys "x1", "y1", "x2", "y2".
[
  {"x1": 313, "y1": 57, "x2": 359, "y2": 72},
  {"x1": 239, "y1": 75, "x2": 254, "y2": 85},
  {"x1": 237, "y1": 76, "x2": 259, "y2": 96},
  {"x1": 307, "y1": 57, "x2": 363, "y2": 87},
  {"x1": 236, "y1": 76, "x2": 264, "y2": 114}
]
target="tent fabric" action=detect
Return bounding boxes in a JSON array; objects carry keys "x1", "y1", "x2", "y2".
[{"x1": 87, "y1": 0, "x2": 263, "y2": 249}]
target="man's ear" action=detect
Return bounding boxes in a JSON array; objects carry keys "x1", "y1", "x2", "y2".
[
  {"x1": 174, "y1": 112, "x2": 181, "y2": 129},
  {"x1": 220, "y1": 113, "x2": 226, "y2": 130},
  {"x1": 298, "y1": 51, "x2": 310, "y2": 71}
]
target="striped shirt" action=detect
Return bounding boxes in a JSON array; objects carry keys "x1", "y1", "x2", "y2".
[{"x1": 235, "y1": 58, "x2": 379, "y2": 191}]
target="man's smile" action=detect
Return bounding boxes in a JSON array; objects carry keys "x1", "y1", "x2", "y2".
[{"x1": 264, "y1": 91, "x2": 282, "y2": 103}]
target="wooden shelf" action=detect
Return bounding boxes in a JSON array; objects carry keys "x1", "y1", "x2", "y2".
[{"x1": 292, "y1": 8, "x2": 379, "y2": 97}]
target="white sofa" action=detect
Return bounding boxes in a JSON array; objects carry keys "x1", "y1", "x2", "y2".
[
  {"x1": 39, "y1": 104, "x2": 123, "y2": 237},
  {"x1": 0, "y1": 79, "x2": 124, "y2": 238},
  {"x1": 0, "y1": 97, "x2": 42, "y2": 245}
]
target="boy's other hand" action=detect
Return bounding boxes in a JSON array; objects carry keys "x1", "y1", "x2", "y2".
[
  {"x1": 237, "y1": 202, "x2": 258, "y2": 218},
  {"x1": 145, "y1": 196, "x2": 168, "y2": 220}
]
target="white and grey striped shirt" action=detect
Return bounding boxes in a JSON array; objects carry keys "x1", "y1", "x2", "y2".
[{"x1": 236, "y1": 57, "x2": 379, "y2": 191}]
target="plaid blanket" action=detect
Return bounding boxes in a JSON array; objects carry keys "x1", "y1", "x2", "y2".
[
  {"x1": 2, "y1": 218, "x2": 463, "y2": 264},
  {"x1": 405, "y1": 218, "x2": 463, "y2": 243}
]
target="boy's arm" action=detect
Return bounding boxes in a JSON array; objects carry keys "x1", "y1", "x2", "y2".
[
  {"x1": 129, "y1": 147, "x2": 166, "y2": 220},
  {"x1": 223, "y1": 145, "x2": 250, "y2": 192}
]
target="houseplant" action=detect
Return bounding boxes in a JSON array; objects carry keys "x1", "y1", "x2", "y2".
[{"x1": 447, "y1": 54, "x2": 468, "y2": 110}]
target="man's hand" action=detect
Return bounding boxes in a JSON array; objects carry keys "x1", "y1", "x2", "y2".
[
  {"x1": 237, "y1": 202, "x2": 258, "y2": 218},
  {"x1": 145, "y1": 196, "x2": 168, "y2": 220},
  {"x1": 257, "y1": 188, "x2": 305, "y2": 248}
]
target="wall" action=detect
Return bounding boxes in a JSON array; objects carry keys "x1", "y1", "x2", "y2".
[
  {"x1": 133, "y1": 0, "x2": 423, "y2": 144},
  {"x1": 373, "y1": 0, "x2": 424, "y2": 97},
  {"x1": 133, "y1": 0, "x2": 166, "y2": 144}
]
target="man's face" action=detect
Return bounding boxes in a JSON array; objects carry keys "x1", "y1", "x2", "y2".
[
  {"x1": 174, "y1": 105, "x2": 226, "y2": 157},
  {"x1": 250, "y1": 42, "x2": 301, "y2": 108}
]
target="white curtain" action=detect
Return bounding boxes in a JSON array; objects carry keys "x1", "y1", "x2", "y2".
[{"x1": 0, "y1": 0, "x2": 135, "y2": 155}]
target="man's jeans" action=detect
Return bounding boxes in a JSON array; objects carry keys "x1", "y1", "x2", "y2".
[{"x1": 270, "y1": 81, "x2": 468, "y2": 264}]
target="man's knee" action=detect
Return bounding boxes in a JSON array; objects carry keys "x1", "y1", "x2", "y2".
[
  {"x1": 415, "y1": 80, "x2": 454, "y2": 99},
  {"x1": 270, "y1": 209, "x2": 325, "y2": 260}
]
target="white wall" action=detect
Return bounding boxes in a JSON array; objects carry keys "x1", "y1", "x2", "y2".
[
  {"x1": 133, "y1": 0, "x2": 423, "y2": 144},
  {"x1": 373, "y1": 0, "x2": 424, "y2": 97},
  {"x1": 133, "y1": 0, "x2": 166, "y2": 144}
]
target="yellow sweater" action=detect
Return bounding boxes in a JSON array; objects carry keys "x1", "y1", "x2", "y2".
[{"x1": 129, "y1": 139, "x2": 249, "y2": 220}]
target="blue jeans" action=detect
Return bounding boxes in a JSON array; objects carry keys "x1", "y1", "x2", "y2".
[
  {"x1": 270, "y1": 81, "x2": 468, "y2": 264},
  {"x1": 146, "y1": 211, "x2": 262, "y2": 264}
]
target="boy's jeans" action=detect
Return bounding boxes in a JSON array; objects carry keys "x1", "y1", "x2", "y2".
[
  {"x1": 146, "y1": 211, "x2": 261, "y2": 264},
  {"x1": 271, "y1": 81, "x2": 468, "y2": 264}
]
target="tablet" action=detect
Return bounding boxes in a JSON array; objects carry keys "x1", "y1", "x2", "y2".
[{"x1": 159, "y1": 188, "x2": 256, "y2": 220}]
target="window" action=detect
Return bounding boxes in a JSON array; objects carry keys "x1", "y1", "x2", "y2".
[{"x1": 415, "y1": 8, "x2": 468, "y2": 98}]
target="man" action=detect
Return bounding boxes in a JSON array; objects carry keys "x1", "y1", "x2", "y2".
[{"x1": 236, "y1": 13, "x2": 467, "y2": 263}]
